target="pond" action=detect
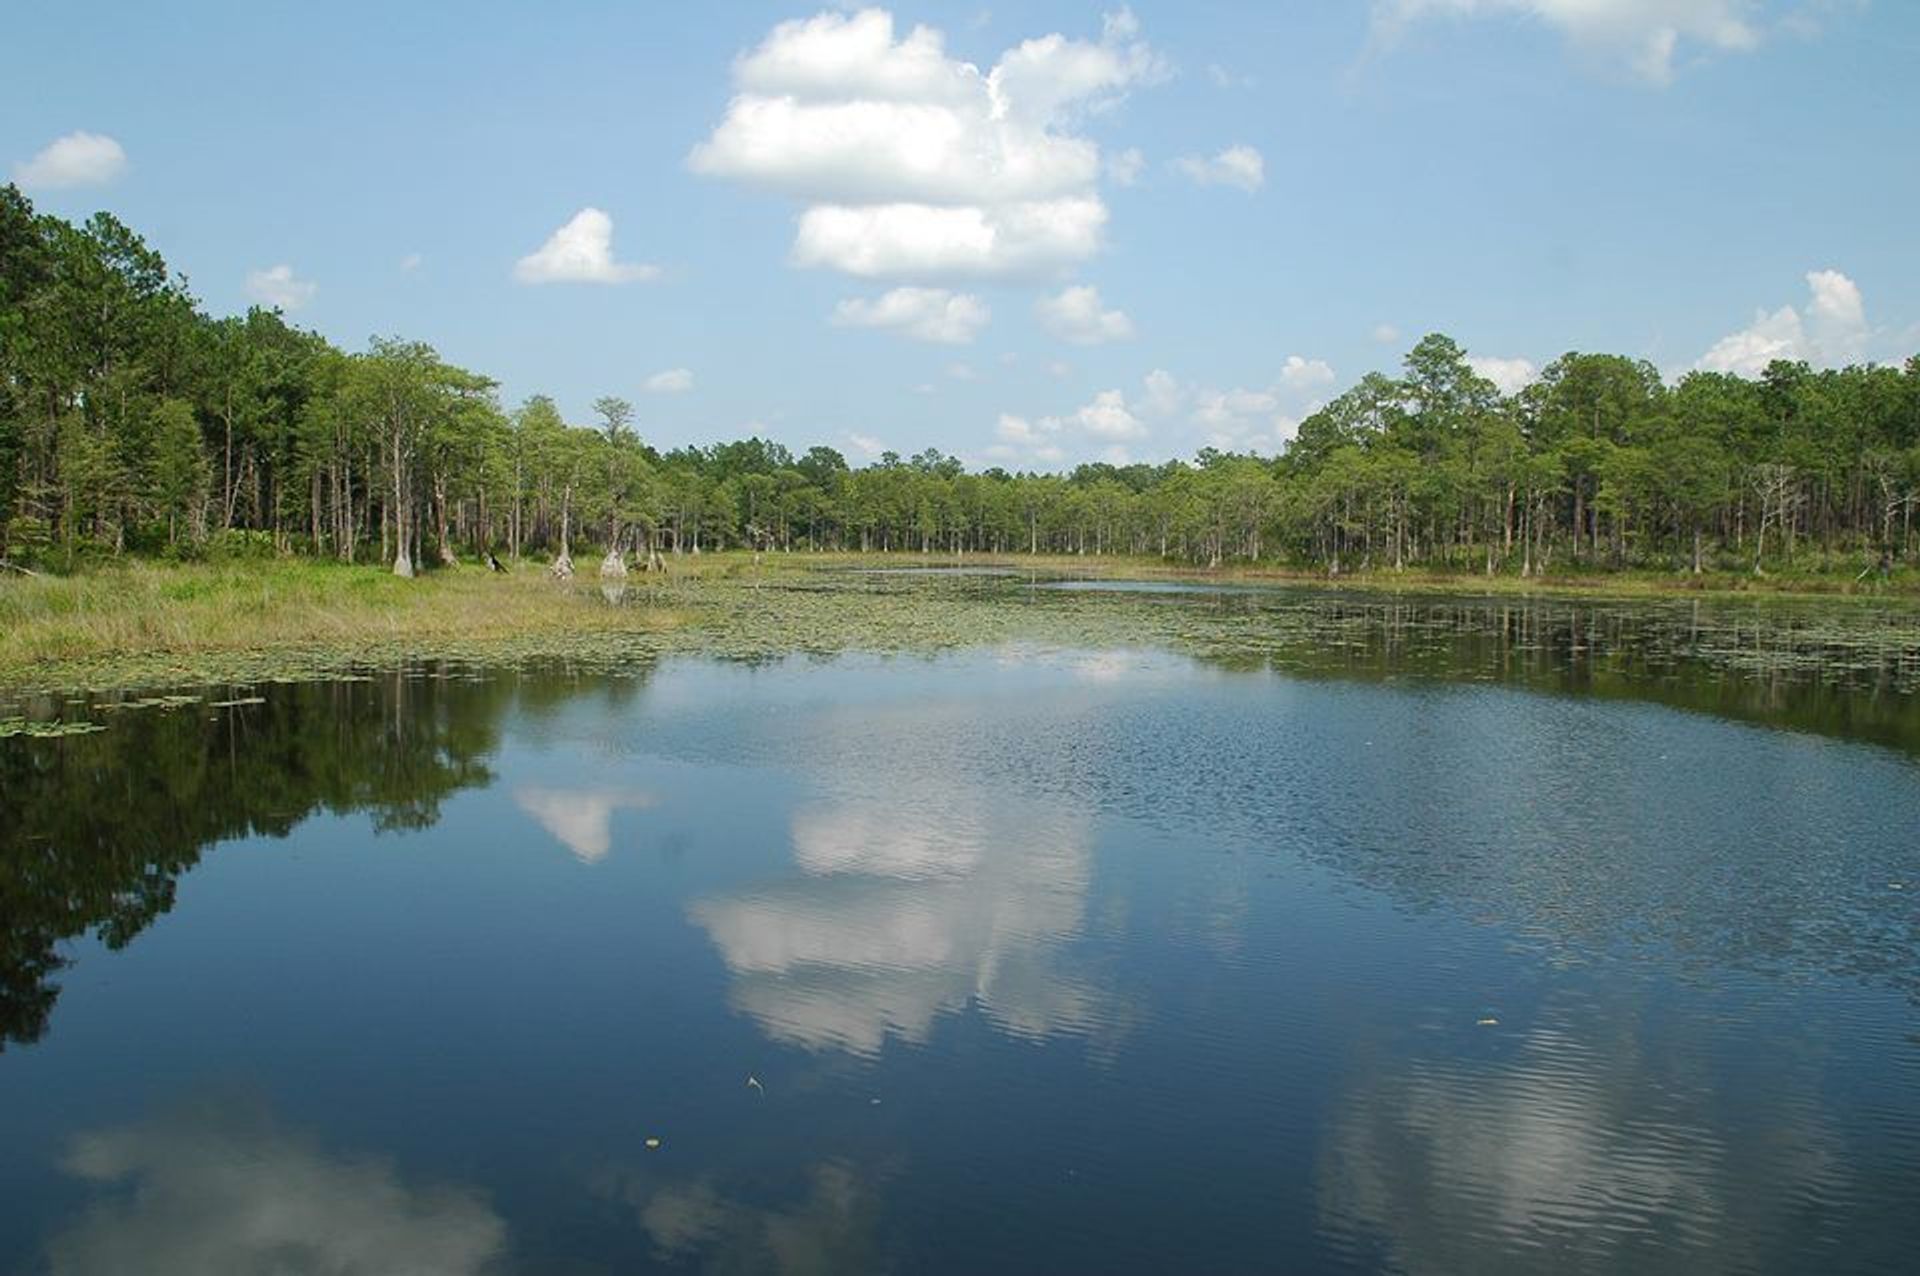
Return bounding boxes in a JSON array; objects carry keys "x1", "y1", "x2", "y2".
[{"x1": 3, "y1": 582, "x2": 1919, "y2": 1274}]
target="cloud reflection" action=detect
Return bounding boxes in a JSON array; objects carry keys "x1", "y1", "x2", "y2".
[
  {"x1": 689, "y1": 701, "x2": 1109, "y2": 1056},
  {"x1": 594, "y1": 1159, "x2": 886, "y2": 1273},
  {"x1": 1317, "y1": 1006, "x2": 1850, "y2": 1275},
  {"x1": 514, "y1": 786, "x2": 656, "y2": 863},
  {"x1": 42, "y1": 1103, "x2": 506, "y2": 1276}
]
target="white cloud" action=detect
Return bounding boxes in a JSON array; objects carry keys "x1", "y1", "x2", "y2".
[
  {"x1": 1467, "y1": 354, "x2": 1539, "y2": 394},
  {"x1": 1065, "y1": 387, "x2": 1146, "y2": 439},
  {"x1": 1036, "y1": 284, "x2": 1134, "y2": 345},
  {"x1": 792, "y1": 196, "x2": 1108, "y2": 279},
  {"x1": 847, "y1": 432, "x2": 887, "y2": 458},
  {"x1": 513, "y1": 208, "x2": 659, "y2": 285},
  {"x1": 1277, "y1": 354, "x2": 1337, "y2": 394},
  {"x1": 1175, "y1": 144, "x2": 1264, "y2": 191},
  {"x1": 1373, "y1": 322, "x2": 1402, "y2": 344},
  {"x1": 644, "y1": 367, "x2": 695, "y2": 393},
  {"x1": 1697, "y1": 305, "x2": 1804, "y2": 376},
  {"x1": 13, "y1": 130, "x2": 126, "y2": 188},
  {"x1": 832, "y1": 286, "x2": 990, "y2": 343},
  {"x1": 988, "y1": 411, "x2": 1070, "y2": 465},
  {"x1": 1142, "y1": 368, "x2": 1182, "y2": 415},
  {"x1": 243, "y1": 264, "x2": 316, "y2": 312},
  {"x1": 1372, "y1": 0, "x2": 1763, "y2": 83},
  {"x1": 691, "y1": 8, "x2": 1164, "y2": 278},
  {"x1": 1105, "y1": 146, "x2": 1146, "y2": 186},
  {"x1": 1144, "y1": 360, "x2": 1335, "y2": 454},
  {"x1": 1696, "y1": 268, "x2": 1873, "y2": 375},
  {"x1": 990, "y1": 387, "x2": 1143, "y2": 467},
  {"x1": 946, "y1": 360, "x2": 980, "y2": 380},
  {"x1": 1806, "y1": 267, "x2": 1865, "y2": 340},
  {"x1": 996, "y1": 412, "x2": 1044, "y2": 444}
]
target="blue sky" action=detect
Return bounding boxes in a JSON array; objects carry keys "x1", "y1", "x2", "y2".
[{"x1": 7, "y1": 1, "x2": 1917, "y2": 468}]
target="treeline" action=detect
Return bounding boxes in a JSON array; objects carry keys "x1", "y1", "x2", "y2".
[{"x1": 4, "y1": 184, "x2": 1919, "y2": 578}]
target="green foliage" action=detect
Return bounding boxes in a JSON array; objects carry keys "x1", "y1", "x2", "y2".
[{"x1": 3, "y1": 189, "x2": 1919, "y2": 577}]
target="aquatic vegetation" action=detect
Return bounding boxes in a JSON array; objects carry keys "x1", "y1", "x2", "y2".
[{"x1": 4, "y1": 565, "x2": 1919, "y2": 756}]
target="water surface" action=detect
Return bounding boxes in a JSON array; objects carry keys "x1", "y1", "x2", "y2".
[{"x1": 4, "y1": 585, "x2": 1919, "y2": 1274}]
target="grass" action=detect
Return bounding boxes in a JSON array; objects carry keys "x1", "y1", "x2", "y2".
[
  {"x1": 3, "y1": 549, "x2": 1917, "y2": 695},
  {"x1": 0, "y1": 557, "x2": 684, "y2": 676}
]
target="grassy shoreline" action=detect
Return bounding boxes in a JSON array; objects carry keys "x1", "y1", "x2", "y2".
[{"x1": 3, "y1": 551, "x2": 1917, "y2": 693}]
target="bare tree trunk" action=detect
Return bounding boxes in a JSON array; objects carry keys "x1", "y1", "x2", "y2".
[{"x1": 392, "y1": 431, "x2": 413, "y2": 578}]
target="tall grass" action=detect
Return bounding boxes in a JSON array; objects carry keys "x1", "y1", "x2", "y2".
[
  {"x1": 0, "y1": 558, "x2": 677, "y2": 672},
  {"x1": 2, "y1": 549, "x2": 1910, "y2": 683}
]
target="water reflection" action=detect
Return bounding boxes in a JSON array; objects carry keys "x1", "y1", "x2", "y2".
[
  {"x1": 513, "y1": 786, "x2": 657, "y2": 863},
  {"x1": 42, "y1": 1101, "x2": 505, "y2": 1276},
  {"x1": 594, "y1": 1160, "x2": 888, "y2": 1273},
  {"x1": 1317, "y1": 994, "x2": 1864, "y2": 1275},
  {"x1": 3, "y1": 634, "x2": 1919, "y2": 1273},
  {"x1": 0, "y1": 670, "x2": 510, "y2": 1050},
  {"x1": 691, "y1": 790, "x2": 1102, "y2": 1056},
  {"x1": 1009, "y1": 583, "x2": 1920, "y2": 756}
]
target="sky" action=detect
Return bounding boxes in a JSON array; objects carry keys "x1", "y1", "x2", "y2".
[{"x1": 7, "y1": 0, "x2": 1918, "y2": 469}]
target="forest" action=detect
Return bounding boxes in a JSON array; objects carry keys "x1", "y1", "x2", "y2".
[{"x1": 5, "y1": 184, "x2": 1919, "y2": 579}]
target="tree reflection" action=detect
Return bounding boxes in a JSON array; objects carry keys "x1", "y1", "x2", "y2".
[
  {"x1": 0, "y1": 669, "x2": 520, "y2": 1050},
  {"x1": 1170, "y1": 591, "x2": 1920, "y2": 756}
]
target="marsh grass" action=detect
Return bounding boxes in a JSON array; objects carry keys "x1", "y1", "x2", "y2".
[
  {"x1": 4, "y1": 552, "x2": 1919, "y2": 705},
  {"x1": 0, "y1": 558, "x2": 684, "y2": 676}
]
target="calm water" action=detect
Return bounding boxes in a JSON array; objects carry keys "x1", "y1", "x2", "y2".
[{"x1": 4, "y1": 586, "x2": 1920, "y2": 1274}]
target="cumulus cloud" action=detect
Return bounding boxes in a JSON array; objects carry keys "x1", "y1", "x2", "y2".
[
  {"x1": 1696, "y1": 268, "x2": 1873, "y2": 376},
  {"x1": 514, "y1": 208, "x2": 659, "y2": 285},
  {"x1": 832, "y1": 286, "x2": 990, "y2": 343},
  {"x1": 1144, "y1": 359, "x2": 1336, "y2": 454},
  {"x1": 690, "y1": 7, "x2": 1165, "y2": 278},
  {"x1": 988, "y1": 386, "x2": 1150, "y2": 467},
  {"x1": 1036, "y1": 284, "x2": 1134, "y2": 345},
  {"x1": 1373, "y1": 322, "x2": 1402, "y2": 344},
  {"x1": 1067, "y1": 388, "x2": 1147, "y2": 439},
  {"x1": 1467, "y1": 354, "x2": 1539, "y2": 394},
  {"x1": 645, "y1": 368, "x2": 695, "y2": 393},
  {"x1": 13, "y1": 130, "x2": 126, "y2": 188},
  {"x1": 1142, "y1": 368, "x2": 1182, "y2": 415},
  {"x1": 1371, "y1": 0, "x2": 1764, "y2": 83},
  {"x1": 847, "y1": 432, "x2": 887, "y2": 459},
  {"x1": 1277, "y1": 354, "x2": 1337, "y2": 394},
  {"x1": 243, "y1": 264, "x2": 316, "y2": 312},
  {"x1": 1175, "y1": 144, "x2": 1265, "y2": 191}
]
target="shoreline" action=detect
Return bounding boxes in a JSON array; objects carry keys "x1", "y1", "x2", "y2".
[{"x1": 3, "y1": 552, "x2": 1917, "y2": 695}]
